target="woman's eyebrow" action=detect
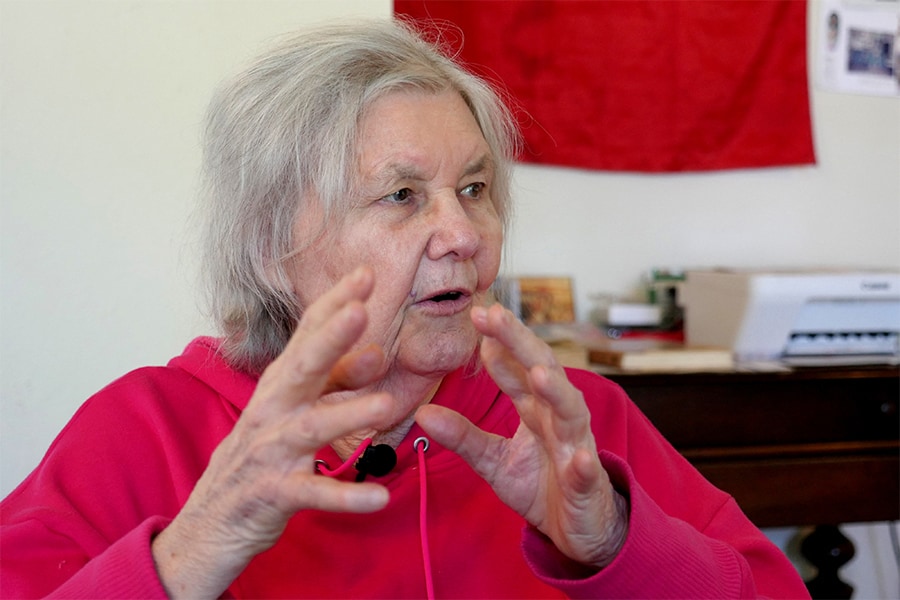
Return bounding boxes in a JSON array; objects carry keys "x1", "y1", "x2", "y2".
[
  {"x1": 366, "y1": 153, "x2": 494, "y2": 189},
  {"x1": 366, "y1": 162, "x2": 426, "y2": 188},
  {"x1": 462, "y1": 154, "x2": 494, "y2": 178}
]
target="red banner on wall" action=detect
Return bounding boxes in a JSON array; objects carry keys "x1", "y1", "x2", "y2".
[{"x1": 395, "y1": 0, "x2": 816, "y2": 173}]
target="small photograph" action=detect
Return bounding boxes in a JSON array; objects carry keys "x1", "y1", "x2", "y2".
[
  {"x1": 507, "y1": 276, "x2": 576, "y2": 325},
  {"x1": 827, "y1": 11, "x2": 840, "y2": 50},
  {"x1": 847, "y1": 28, "x2": 894, "y2": 76}
]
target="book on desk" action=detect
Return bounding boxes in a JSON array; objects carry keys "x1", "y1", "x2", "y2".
[
  {"x1": 586, "y1": 337, "x2": 734, "y2": 372},
  {"x1": 532, "y1": 323, "x2": 734, "y2": 373}
]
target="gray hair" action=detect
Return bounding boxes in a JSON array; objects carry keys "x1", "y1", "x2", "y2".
[{"x1": 200, "y1": 18, "x2": 520, "y2": 374}]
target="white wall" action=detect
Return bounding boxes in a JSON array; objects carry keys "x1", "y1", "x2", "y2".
[
  {"x1": 0, "y1": 0, "x2": 390, "y2": 493},
  {"x1": 1, "y1": 1, "x2": 897, "y2": 596}
]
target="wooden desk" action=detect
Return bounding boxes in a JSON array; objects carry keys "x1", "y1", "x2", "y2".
[{"x1": 602, "y1": 365, "x2": 899, "y2": 598}]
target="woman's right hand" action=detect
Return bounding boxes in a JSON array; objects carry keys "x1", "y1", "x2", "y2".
[{"x1": 152, "y1": 266, "x2": 393, "y2": 598}]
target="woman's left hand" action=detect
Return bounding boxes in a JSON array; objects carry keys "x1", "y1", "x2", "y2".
[{"x1": 416, "y1": 303, "x2": 628, "y2": 569}]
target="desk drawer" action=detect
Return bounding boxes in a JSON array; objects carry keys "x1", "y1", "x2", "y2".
[
  {"x1": 604, "y1": 366, "x2": 900, "y2": 529},
  {"x1": 696, "y1": 452, "x2": 900, "y2": 527},
  {"x1": 607, "y1": 368, "x2": 899, "y2": 448}
]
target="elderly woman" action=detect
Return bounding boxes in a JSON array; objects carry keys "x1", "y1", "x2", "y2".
[{"x1": 0, "y1": 19, "x2": 807, "y2": 599}]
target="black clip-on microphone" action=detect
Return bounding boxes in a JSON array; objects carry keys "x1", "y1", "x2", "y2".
[{"x1": 354, "y1": 443, "x2": 397, "y2": 482}]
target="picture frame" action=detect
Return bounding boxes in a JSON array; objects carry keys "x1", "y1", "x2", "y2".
[{"x1": 494, "y1": 276, "x2": 576, "y2": 325}]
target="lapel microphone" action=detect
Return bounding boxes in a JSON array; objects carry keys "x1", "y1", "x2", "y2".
[{"x1": 354, "y1": 443, "x2": 397, "y2": 482}]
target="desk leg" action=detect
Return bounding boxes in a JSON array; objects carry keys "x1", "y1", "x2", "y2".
[{"x1": 801, "y1": 525, "x2": 855, "y2": 599}]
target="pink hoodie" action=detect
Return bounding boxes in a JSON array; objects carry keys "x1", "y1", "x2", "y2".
[{"x1": 0, "y1": 337, "x2": 809, "y2": 598}]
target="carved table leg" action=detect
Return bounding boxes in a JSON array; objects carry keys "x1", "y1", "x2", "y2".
[{"x1": 801, "y1": 525, "x2": 855, "y2": 599}]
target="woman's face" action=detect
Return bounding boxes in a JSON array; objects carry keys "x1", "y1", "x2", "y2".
[{"x1": 289, "y1": 89, "x2": 503, "y2": 381}]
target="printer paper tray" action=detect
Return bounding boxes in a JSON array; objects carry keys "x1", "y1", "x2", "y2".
[{"x1": 781, "y1": 354, "x2": 900, "y2": 367}]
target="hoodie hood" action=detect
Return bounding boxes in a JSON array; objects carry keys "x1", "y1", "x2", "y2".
[
  {"x1": 167, "y1": 337, "x2": 259, "y2": 411},
  {"x1": 165, "y1": 337, "x2": 513, "y2": 475},
  {"x1": 168, "y1": 337, "x2": 512, "y2": 439}
]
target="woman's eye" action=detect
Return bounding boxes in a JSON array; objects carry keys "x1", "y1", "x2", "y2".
[
  {"x1": 461, "y1": 182, "x2": 485, "y2": 199},
  {"x1": 383, "y1": 188, "x2": 413, "y2": 204}
]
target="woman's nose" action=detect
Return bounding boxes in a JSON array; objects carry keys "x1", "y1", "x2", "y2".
[{"x1": 425, "y1": 193, "x2": 480, "y2": 261}]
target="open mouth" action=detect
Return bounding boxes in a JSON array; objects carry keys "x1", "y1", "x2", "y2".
[
  {"x1": 430, "y1": 291, "x2": 465, "y2": 302},
  {"x1": 415, "y1": 288, "x2": 472, "y2": 316}
]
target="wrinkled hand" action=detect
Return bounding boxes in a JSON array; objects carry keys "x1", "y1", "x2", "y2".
[
  {"x1": 153, "y1": 267, "x2": 393, "y2": 598},
  {"x1": 416, "y1": 304, "x2": 628, "y2": 570}
]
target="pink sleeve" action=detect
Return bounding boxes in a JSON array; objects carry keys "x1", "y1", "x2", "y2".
[
  {"x1": 0, "y1": 367, "x2": 224, "y2": 598},
  {"x1": 522, "y1": 451, "x2": 808, "y2": 599},
  {"x1": 1, "y1": 515, "x2": 170, "y2": 599}
]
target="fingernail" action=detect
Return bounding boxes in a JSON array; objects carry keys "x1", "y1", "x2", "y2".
[
  {"x1": 471, "y1": 306, "x2": 487, "y2": 323},
  {"x1": 350, "y1": 266, "x2": 374, "y2": 289},
  {"x1": 365, "y1": 487, "x2": 390, "y2": 510}
]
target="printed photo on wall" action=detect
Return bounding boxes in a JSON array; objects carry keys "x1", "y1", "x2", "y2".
[{"x1": 817, "y1": 0, "x2": 900, "y2": 96}]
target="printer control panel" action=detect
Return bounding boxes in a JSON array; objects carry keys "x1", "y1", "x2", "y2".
[{"x1": 785, "y1": 331, "x2": 899, "y2": 357}]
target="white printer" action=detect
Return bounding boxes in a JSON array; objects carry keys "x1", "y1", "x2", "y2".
[{"x1": 681, "y1": 269, "x2": 900, "y2": 364}]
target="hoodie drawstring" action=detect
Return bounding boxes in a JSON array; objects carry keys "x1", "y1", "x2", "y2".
[
  {"x1": 313, "y1": 438, "x2": 372, "y2": 477},
  {"x1": 414, "y1": 437, "x2": 434, "y2": 600},
  {"x1": 314, "y1": 436, "x2": 436, "y2": 600}
]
